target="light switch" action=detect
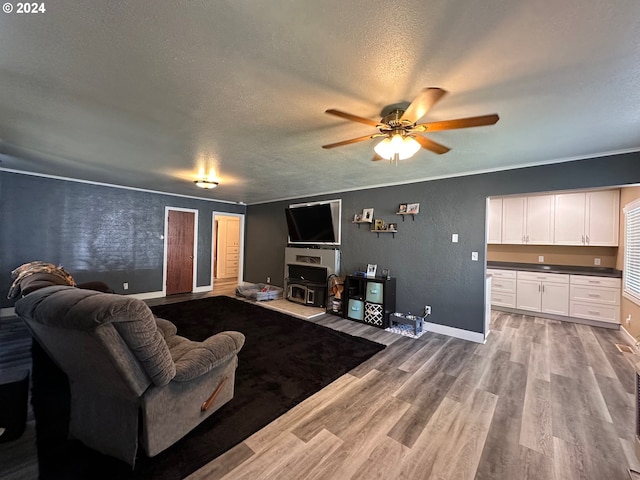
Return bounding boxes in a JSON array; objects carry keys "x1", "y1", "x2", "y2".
[
  {"x1": 471, "y1": 251, "x2": 478, "y2": 261},
  {"x1": 452, "y1": 234, "x2": 458, "y2": 243}
]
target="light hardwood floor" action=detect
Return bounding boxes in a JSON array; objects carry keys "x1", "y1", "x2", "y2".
[{"x1": 2, "y1": 288, "x2": 640, "y2": 480}]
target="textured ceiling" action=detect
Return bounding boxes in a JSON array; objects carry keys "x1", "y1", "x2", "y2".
[{"x1": 1, "y1": 0, "x2": 639, "y2": 204}]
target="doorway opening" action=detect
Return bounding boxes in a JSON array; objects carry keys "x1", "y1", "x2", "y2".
[{"x1": 213, "y1": 213, "x2": 244, "y2": 294}]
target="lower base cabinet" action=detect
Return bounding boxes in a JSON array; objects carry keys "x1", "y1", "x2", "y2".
[
  {"x1": 516, "y1": 272, "x2": 569, "y2": 316},
  {"x1": 489, "y1": 268, "x2": 620, "y2": 324},
  {"x1": 569, "y1": 275, "x2": 621, "y2": 324}
]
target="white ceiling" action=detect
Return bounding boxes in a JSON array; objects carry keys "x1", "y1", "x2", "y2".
[{"x1": 1, "y1": 0, "x2": 639, "y2": 204}]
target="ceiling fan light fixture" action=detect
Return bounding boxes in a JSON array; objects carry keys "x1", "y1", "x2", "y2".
[
  {"x1": 374, "y1": 134, "x2": 421, "y2": 161},
  {"x1": 194, "y1": 179, "x2": 219, "y2": 189}
]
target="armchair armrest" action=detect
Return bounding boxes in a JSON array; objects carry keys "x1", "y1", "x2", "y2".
[
  {"x1": 171, "y1": 331, "x2": 245, "y2": 382},
  {"x1": 154, "y1": 317, "x2": 178, "y2": 340}
]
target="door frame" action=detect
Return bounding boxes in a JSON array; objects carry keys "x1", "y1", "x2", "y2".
[
  {"x1": 163, "y1": 207, "x2": 199, "y2": 296},
  {"x1": 212, "y1": 211, "x2": 245, "y2": 286}
]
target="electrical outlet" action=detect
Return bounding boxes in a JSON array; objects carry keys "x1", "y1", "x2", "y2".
[
  {"x1": 627, "y1": 314, "x2": 632, "y2": 325},
  {"x1": 424, "y1": 305, "x2": 431, "y2": 316},
  {"x1": 594, "y1": 258, "x2": 601, "y2": 266},
  {"x1": 123, "y1": 282, "x2": 129, "y2": 290},
  {"x1": 471, "y1": 251, "x2": 478, "y2": 261},
  {"x1": 538, "y1": 255, "x2": 544, "y2": 263},
  {"x1": 266, "y1": 276, "x2": 271, "y2": 284}
]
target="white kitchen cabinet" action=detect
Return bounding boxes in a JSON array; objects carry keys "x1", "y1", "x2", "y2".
[
  {"x1": 487, "y1": 268, "x2": 517, "y2": 308},
  {"x1": 487, "y1": 198, "x2": 502, "y2": 244},
  {"x1": 569, "y1": 275, "x2": 621, "y2": 324},
  {"x1": 501, "y1": 195, "x2": 554, "y2": 245},
  {"x1": 554, "y1": 190, "x2": 619, "y2": 246},
  {"x1": 516, "y1": 271, "x2": 569, "y2": 315}
]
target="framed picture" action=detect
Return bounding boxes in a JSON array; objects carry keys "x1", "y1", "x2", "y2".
[
  {"x1": 388, "y1": 223, "x2": 397, "y2": 231},
  {"x1": 362, "y1": 208, "x2": 374, "y2": 222},
  {"x1": 374, "y1": 219, "x2": 385, "y2": 230},
  {"x1": 366, "y1": 264, "x2": 377, "y2": 278},
  {"x1": 406, "y1": 203, "x2": 420, "y2": 214},
  {"x1": 397, "y1": 203, "x2": 408, "y2": 214}
]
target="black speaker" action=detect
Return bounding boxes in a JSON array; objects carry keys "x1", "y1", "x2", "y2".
[{"x1": 0, "y1": 369, "x2": 29, "y2": 442}]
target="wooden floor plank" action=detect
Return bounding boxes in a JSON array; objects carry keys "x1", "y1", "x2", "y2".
[{"x1": 3, "y1": 301, "x2": 640, "y2": 480}]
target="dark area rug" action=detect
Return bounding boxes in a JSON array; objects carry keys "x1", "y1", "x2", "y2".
[{"x1": 32, "y1": 295, "x2": 385, "y2": 479}]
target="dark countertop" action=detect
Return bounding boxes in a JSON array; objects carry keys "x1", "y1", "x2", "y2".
[{"x1": 487, "y1": 261, "x2": 622, "y2": 278}]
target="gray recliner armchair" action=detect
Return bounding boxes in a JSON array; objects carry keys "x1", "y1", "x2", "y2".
[{"x1": 15, "y1": 285, "x2": 245, "y2": 466}]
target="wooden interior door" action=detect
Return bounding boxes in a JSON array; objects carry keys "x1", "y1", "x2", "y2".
[{"x1": 166, "y1": 209, "x2": 195, "y2": 295}]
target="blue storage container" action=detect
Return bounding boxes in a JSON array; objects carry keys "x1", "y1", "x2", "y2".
[
  {"x1": 347, "y1": 299, "x2": 364, "y2": 321},
  {"x1": 365, "y1": 282, "x2": 384, "y2": 304}
]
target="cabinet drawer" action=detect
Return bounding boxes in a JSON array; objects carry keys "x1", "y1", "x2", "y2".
[
  {"x1": 491, "y1": 291, "x2": 516, "y2": 308},
  {"x1": 570, "y1": 301, "x2": 620, "y2": 324},
  {"x1": 569, "y1": 275, "x2": 621, "y2": 288},
  {"x1": 226, "y1": 253, "x2": 239, "y2": 261},
  {"x1": 569, "y1": 285, "x2": 620, "y2": 306},
  {"x1": 487, "y1": 269, "x2": 516, "y2": 279},
  {"x1": 517, "y1": 271, "x2": 569, "y2": 283},
  {"x1": 491, "y1": 278, "x2": 516, "y2": 293},
  {"x1": 227, "y1": 246, "x2": 239, "y2": 254},
  {"x1": 226, "y1": 260, "x2": 239, "y2": 268}
]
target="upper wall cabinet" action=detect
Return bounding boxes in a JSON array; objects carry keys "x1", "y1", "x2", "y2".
[
  {"x1": 488, "y1": 198, "x2": 502, "y2": 244},
  {"x1": 554, "y1": 190, "x2": 619, "y2": 246},
  {"x1": 488, "y1": 189, "x2": 619, "y2": 247},
  {"x1": 501, "y1": 194, "x2": 555, "y2": 245}
]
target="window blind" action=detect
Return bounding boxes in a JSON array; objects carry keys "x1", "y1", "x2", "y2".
[{"x1": 624, "y1": 199, "x2": 640, "y2": 305}]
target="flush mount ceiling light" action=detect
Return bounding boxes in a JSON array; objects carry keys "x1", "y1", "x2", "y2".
[{"x1": 193, "y1": 180, "x2": 219, "y2": 189}]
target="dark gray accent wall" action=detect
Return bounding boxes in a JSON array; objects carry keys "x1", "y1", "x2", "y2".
[
  {"x1": 244, "y1": 152, "x2": 640, "y2": 335},
  {"x1": 0, "y1": 171, "x2": 245, "y2": 307}
]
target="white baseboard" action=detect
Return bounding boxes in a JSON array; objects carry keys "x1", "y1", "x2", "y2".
[
  {"x1": 0, "y1": 307, "x2": 16, "y2": 318},
  {"x1": 193, "y1": 285, "x2": 212, "y2": 293},
  {"x1": 424, "y1": 320, "x2": 486, "y2": 344},
  {"x1": 125, "y1": 291, "x2": 165, "y2": 300}
]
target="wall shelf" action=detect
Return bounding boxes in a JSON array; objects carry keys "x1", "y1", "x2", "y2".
[
  {"x1": 371, "y1": 229, "x2": 397, "y2": 238},
  {"x1": 396, "y1": 212, "x2": 416, "y2": 221},
  {"x1": 352, "y1": 220, "x2": 373, "y2": 229}
]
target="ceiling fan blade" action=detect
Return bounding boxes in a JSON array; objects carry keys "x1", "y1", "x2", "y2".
[
  {"x1": 400, "y1": 88, "x2": 447, "y2": 123},
  {"x1": 414, "y1": 114, "x2": 500, "y2": 132},
  {"x1": 322, "y1": 134, "x2": 377, "y2": 149},
  {"x1": 325, "y1": 109, "x2": 380, "y2": 128},
  {"x1": 413, "y1": 135, "x2": 451, "y2": 155}
]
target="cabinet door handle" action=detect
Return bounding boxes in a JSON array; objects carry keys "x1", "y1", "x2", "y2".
[
  {"x1": 585, "y1": 235, "x2": 590, "y2": 244},
  {"x1": 542, "y1": 285, "x2": 545, "y2": 292},
  {"x1": 538, "y1": 284, "x2": 541, "y2": 292},
  {"x1": 581, "y1": 234, "x2": 585, "y2": 244}
]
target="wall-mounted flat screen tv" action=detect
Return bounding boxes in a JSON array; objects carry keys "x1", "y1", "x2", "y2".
[{"x1": 285, "y1": 199, "x2": 342, "y2": 246}]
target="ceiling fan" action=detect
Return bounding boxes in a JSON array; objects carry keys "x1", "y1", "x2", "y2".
[{"x1": 322, "y1": 87, "x2": 499, "y2": 162}]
